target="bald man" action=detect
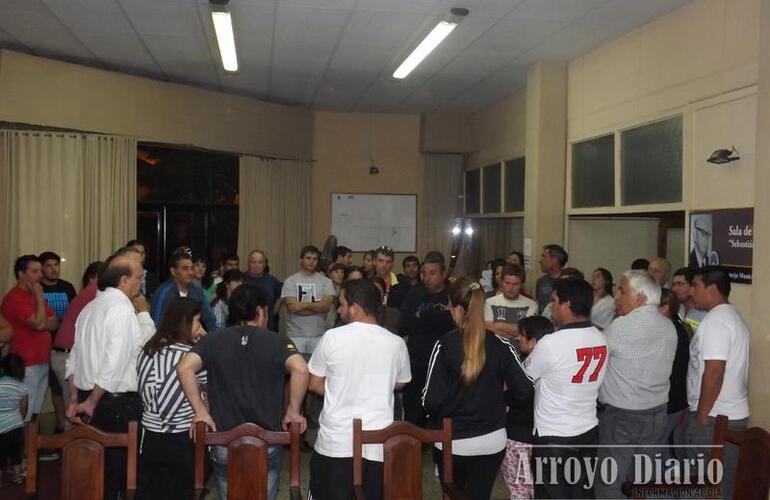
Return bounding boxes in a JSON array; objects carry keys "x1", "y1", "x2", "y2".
[
  {"x1": 65, "y1": 250, "x2": 155, "y2": 500},
  {"x1": 648, "y1": 257, "x2": 672, "y2": 289}
]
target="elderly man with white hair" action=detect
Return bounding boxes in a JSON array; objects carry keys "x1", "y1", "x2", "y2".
[{"x1": 595, "y1": 270, "x2": 677, "y2": 499}]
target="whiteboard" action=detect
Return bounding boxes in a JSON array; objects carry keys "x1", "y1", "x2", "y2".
[{"x1": 331, "y1": 193, "x2": 417, "y2": 252}]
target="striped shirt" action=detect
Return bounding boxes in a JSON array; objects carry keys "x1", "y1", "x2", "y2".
[
  {"x1": 599, "y1": 305, "x2": 677, "y2": 410},
  {"x1": 0, "y1": 376, "x2": 28, "y2": 434},
  {"x1": 138, "y1": 343, "x2": 206, "y2": 433}
]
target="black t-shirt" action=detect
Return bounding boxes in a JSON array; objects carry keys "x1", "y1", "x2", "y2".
[
  {"x1": 668, "y1": 321, "x2": 691, "y2": 414},
  {"x1": 398, "y1": 283, "x2": 455, "y2": 368},
  {"x1": 42, "y1": 280, "x2": 77, "y2": 323},
  {"x1": 387, "y1": 279, "x2": 417, "y2": 310},
  {"x1": 191, "y1": 325, "x2": 299, "y2": 432},
  {"x1": 535, "y1": 275, "x2": 556, "y2": 313}
]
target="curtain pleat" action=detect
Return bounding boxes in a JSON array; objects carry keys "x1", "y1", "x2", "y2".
[
  {"x1": 421, "y1": 154, "x2": 464, "y2": 257},
  {"x1": 238, "y1": 156, "x2": 313, "y2": 280},
  {"x1": 1, "y1": 131, "x2": 136, "y2": 292}
]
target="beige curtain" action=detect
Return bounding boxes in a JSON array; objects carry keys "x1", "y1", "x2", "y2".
[
  {"x1": 421, "y1": 154, "x2": 464, "y2": 257},
  {"x1": 0, "y1": 130, "x2": 136, "y2": 293},
  {"x1": 238, "y1": 156, "x2": 312, "y2": 280}
]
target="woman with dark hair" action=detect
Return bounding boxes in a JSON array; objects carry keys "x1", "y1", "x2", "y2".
[
  {"x1": 658, "y1": 288, "x2": 691, "y2": 462},
  {"x1": 345, "y1": 266, "x2": 365, "y2": 281},
  {"x1": 361, "y1": 251, "x2": 376, "y2": 279},
  {"x1": 500, "y1": 316, "x2": 554, "y2": 500},
  {"x1": 0, "y1": 353, "x2": 28, "y2": 486},
  {"x1": 590, "y1": 267, "x2": 615, "y2": 330},
  {"x1": 212, "y1": 269, "x2": 244, "y2": 330},
  {"x1": 486, "y1": 258, "x2": 507, "y2": 298},
  {"x1": 422, "y1": 277, "x2": 533, "y2": 500},
  {"x1": 137, "y1": 297, "x2": 207, "y2": 500}
]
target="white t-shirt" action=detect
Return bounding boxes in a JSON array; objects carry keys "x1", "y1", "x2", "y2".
[
  {"x1": 308, "y1": 321, "x2": 411, "y2": 461},
  {"x1": 483, "y1": 294, "x2": 538, "y2": 324},
  {"x1": 686, "y1": 303, "x2": 750, "y2": 419},
  {"x1": 525, "y1": 324, "x2": 608, "y2": 437}
]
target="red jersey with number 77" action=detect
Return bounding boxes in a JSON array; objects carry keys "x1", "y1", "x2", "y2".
[{"x1": 524, "y1": 321, "x2": 608, "y2": 438}]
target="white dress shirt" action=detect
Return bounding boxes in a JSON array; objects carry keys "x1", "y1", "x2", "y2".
[{"x1": 65, "y1": 287, "x2": 155, "y2": 394}]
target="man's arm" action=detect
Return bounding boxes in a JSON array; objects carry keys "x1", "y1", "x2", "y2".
[
  {"x1": 0, "y1": 313, "x2": 12, "y2": 342},
  {"x1": 177, "y1": 352, "x2": 217, "y2": 438},
  {"x1": 696, "y1": 360, "x2": 726, "y2": 425},
  {"x1": 282, "y1": 354, "x2": 309, "y2": 432},
  {"x1": 66, "y1": 384, "x2": 105, "y2": 424},
  {"x1": 303, "y1": 295, "x2": 334, "y2": 313},
  {"x1": 20, "y1": 395, "x2": 29, "y2": 421},
  {"x1": 24, "y1": 284, "x2": 57, "y2": 331},
  {"x1": 309, "y1": 374, "x2": 325, "y2": 396},
  {"x1": 484, "y1": 320, "x2": 518, "y2": 339}
]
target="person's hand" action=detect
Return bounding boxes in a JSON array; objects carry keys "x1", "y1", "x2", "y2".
[
  {"x1": 24, "y1": 282, "x2": 44, "y2": 296},
  {"x1": 66, "y1": 400, "x2": 95, "y2": 425},
  {"x1": 286, "y1": 301, "x2": 305, "y2": 313},
  {"x1": 132, "y1": 295, "x2": 149, "y2": 313},
  {"x1": 282, "y1": 409, "x2": 307, "y2": 434},
  {"x1": 190, "y1": 411, "x2": 217, "y2": 440}
]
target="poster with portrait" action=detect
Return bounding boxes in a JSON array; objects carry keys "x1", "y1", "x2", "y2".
[{"x1": 689, "y1": 208, "x2": 753, "y2": 284}]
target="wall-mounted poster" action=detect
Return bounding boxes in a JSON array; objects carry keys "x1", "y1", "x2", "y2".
[{"x1": 689, "y1": 208, "x2": 753, "y2": 284}]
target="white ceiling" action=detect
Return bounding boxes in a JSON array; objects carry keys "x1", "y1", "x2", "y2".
[{"x1": 0, "y1": 0, "x2": 691, "y2": 112}]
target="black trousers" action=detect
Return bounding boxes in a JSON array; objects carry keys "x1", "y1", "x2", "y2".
[
  {"x1": 433, "y1": 448, "x2": 505, "y2": 500},
  {"x1": 532, "y1": 426, "x2": 599, "y2": 499},
  {"x1": 403, "y1": 363, "x2": 428, "y2": 427},
  {"x1": 78, "y1": 389, "x2": 142, "y2": 500},
  {"x1": 136, "y1": 429, "x2": 194, "y2": 500},
  {"x1": 309, "y1": 452, "x2": 383, "y2": 500}
]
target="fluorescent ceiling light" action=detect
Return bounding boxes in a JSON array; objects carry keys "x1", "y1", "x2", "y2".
[
  {"x1": 393, "y1": 21, "x2": 457, "y2": 80},
  {"x1": 211, "y1": 11, "x2": 238, "y2": 72}
]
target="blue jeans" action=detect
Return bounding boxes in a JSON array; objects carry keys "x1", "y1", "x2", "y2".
[{"x1": 210, "y1": 444, "x2": 283, "y2": 500}]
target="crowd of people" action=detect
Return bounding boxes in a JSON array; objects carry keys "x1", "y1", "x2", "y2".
[{"x1": 0, "y1": 240, "x2": 751, "y2": 500}]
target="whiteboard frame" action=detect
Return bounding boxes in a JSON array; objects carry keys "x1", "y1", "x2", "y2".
[{"x1": 330, "y1": 192, "x2": 418, "y2": 252}]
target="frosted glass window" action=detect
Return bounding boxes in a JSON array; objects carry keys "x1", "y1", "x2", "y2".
[
  {"x1": 504, "y1": 158, "x2": 525, "y2": 212},
  {"x1": 572, "y1": 135, "x2": 614, "y2": 208},
  {"x1": 465, "y1": 169, "x2": 480, "y2": 214},
  {"x1": 621, "y1": 116, "x2": 682, "y2": 205},
  {"x1": 482, "y1": 164, "x2": 501, "y2": 213}
]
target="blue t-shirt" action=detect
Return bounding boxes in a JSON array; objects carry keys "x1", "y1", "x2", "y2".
[{"x1": 0, "y1": 376, "x2": 28, "y2": 433}]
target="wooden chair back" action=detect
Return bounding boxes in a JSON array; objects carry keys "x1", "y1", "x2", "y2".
[
  {"x1": 25, "y1": 420, "x2": 138, "y2": 500},
  {"x1": 713, "y1": 415, "x2": 770, "y2": 500},
  {"x1": 353, "y1": 417, "x2": 467, "y2": 500},
  {"x1": 194, "y1": 421, "x2": 301, "y2": 500}
]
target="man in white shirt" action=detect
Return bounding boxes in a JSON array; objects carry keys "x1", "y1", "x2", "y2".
[
  {"x1": 484, "y1": 263, "x2": 537, "y2": 340},
  {"x1": 595, "y1": 271, "x2": 676, "y2": 499},
  {"x1": 686, "y1": 266, "x2": 749, "y2": 500},
  {"x1": 307, "y1": 279, "x2": 411, "y2": 500},
  {"x1": 525, "y1": 278, "x2": 607, "y2": 499},
  {"x1": 65, "y1": 248, "x2": 155, "y2": 500}
]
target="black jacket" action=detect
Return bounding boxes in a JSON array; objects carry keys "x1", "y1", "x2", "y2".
[{"x1": 422, "y1": 330, "x2": 534, "y2": 440}]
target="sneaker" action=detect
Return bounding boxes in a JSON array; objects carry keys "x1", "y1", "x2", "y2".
[{"x1": 38, "y1": 452, "x2": 60, "y2": 462}]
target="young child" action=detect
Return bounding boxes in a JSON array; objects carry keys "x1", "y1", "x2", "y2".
[
  {"x1": 500, "y1": 316, "x2": 555, "y2": 500},
  {"x1": 0, "y1": 353, "x2": 28, "y2": 486}
]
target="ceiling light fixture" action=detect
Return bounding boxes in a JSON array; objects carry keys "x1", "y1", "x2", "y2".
[
  {"x1": 210, "y1": 0, "x2": 238, "y2": 73},
  {"x1": 393, "y1": 7, "x2": 469, "y2": 80}
]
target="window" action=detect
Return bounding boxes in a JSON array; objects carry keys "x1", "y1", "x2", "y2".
[
  {"x1": 572, "y1": 135, "x2": 614, "y2": 208},
  {"x1": 504, "y1": 158, "x2": 525, "y2": 212},
  {"x1": 137, "y1": 145, "x2": 239, "y2": 283},
  {"x1": 482, "y1": 163, "x2": 501, "y2": 213},
  {"x1": 465, "y1": 169, "x2": 480, "y2": 214},
  {"x1": 621, "y1": 116, "x2": 682, "y2": 205}
]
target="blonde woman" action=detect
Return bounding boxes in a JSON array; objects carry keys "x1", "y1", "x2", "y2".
[{"x1": 422, "y1": 277, "x2": 533, "y2": 500}]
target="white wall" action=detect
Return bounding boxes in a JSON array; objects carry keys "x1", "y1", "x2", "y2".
[{"x1": 568, "y1": 218, "x2": 659, "y2": 286}]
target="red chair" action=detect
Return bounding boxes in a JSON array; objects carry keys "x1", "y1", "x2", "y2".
[
  {"x1": 193, "y1": 421, "x2": 302, "y2": 500},
  {"x1": 352, "y1": 417, "x2": 468, "y2": 500},
  {"x1": 25, "y1": 420, "x2": 138, "y2": 500}
]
